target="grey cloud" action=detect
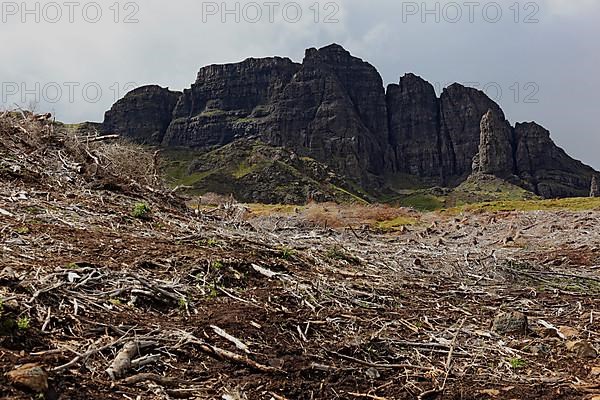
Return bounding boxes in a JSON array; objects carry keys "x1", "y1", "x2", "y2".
[{"x1": 1, "y1": 0, "x2": 597, "y2": 168}]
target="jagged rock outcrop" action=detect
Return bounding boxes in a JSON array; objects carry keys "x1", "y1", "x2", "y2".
[
  {"x1": 513, "y1": 122, "x2": 596, "y2": 197},
  {"x1": 163, "y1": 57, "x2": 300, "y2": 147},
  {"x1": 469, "y1": 113, "x2": 596, "y2": 197},
  {"x1": 262, "y1": 44, "x2": 390, "y2": 181},
  {"x1": 386, "y1": 76, "x2": 508, "y2": 186},
  {"x1": 102, "y1": 44, "x2": 598, "y2": 200},
  {"x1": 387, "y1": 74, "x2": 441, "y2": 182},
  {"x1": 439, "y1": 84, "x2": 506, "y2": 183},
  {"x1": 473, "y1": 110, "x2": 515, "y2": 177},
  {"x1": 591, "y1": 175, "x2": 600, "y2": 197},
  {"x1": 103, "y1": 85, "x2": 181, "y2": 145}
]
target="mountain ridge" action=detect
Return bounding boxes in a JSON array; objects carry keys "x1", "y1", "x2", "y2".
[{"x1": 102, "y1": 43, "x2": 597, "y2": 201}]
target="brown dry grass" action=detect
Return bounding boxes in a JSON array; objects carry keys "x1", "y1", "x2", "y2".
[
  {"x1": 300, "y1": 201, "x2": 418, "y2": 228},
  {"x1": 0, "y1": 110, "x2": 162, "y2": 190}
]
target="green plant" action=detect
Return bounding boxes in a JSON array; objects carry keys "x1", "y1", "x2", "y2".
[
  {"x1": 15, "y1": 226, "x2": 30, "y2": 234},
  {"x1": 326, "y1": 246, "x2": 361, "y2": 265},
  {"x1": 16, "y1": 316, "x2": 30, "y2": 331},
  {"x1": 508, "y1": 357, "x2": 526, "y2": 369},
  {"x1": 132, "y1": 202, "x2": 151, "y2": 219},
  {"x1": 65, "y1": 262, "x2": 80, "y2": 269},
  {"x1": 109, "y1": 298, "x2": 122, "y2": 306},
  {"x1": 178, "y1": 297, "x2": 188, "y2": 310},
  {"x1": 280, "y1": 247, "x2": 295, "y2": 260},
  {"x1": 207, "y1": 284, "x2": 219, "y2": 299},
  {"x1": 212, "y1": 260, "x2": 223, "y2": 270}
]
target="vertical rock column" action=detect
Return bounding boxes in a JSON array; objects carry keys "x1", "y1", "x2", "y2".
[{"x1": 591, "y1": 175, "x2": 600, "y2": 197}]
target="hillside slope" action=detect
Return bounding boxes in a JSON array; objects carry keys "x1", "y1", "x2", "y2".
[
  {"x1": 1, "y1": 113, "x2": 599, "y2": 399},
  {"x1": 163, "y1": 139, "x2": 372, "y2": 204}
]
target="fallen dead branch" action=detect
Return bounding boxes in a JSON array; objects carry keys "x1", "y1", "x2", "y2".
[{"x1": 106, "y1": 340, "x2": 157, "y2": 380}]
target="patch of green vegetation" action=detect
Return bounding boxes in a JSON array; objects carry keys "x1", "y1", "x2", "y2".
[
  {"x1": 508, "y1": 357, "x2": 526, "y2": 369},
  {"x1": 65, "y1": 262, "x2": 80, "y2": 269},
  {"x1": 207, "y1": 284, "x2": 219, "y2": 300},
  {"x1": 233, "y1": 161, "x2": 259, "y2": 179},
  {"x1": 175, "y1": 171, "x2": 214, "y2": 187},
  {"x1": 178, "y1": 297, "x2": 188, "y2": 311},
  {"x1": 447, "y1": 175, "x2": 539, "y2": 207},
  {"x1": 211, "y1": 260, "x2": 224, "y2": 270},
  {"x1": 447, "y1": 197, "x2": 600, "y2": 214},
  {"x1": 235, "y1": 117, "x2": 257, "y2": 124},
  {"x1": 375, "y1": 216, "x2": 418, "y2": 231},
  {"x1": 326, "y1": 246, "x2": 360, "y2": 265},
  {"x1": 331, "y1": 185, "x2": 370, "y2": 204},
  {"x1": 109, "y1": 298, "x2": 122, "y2": 306},
  {"x1": 15, "y1": 226, "x2": 30, "y2": 235},
  {"x1": 399, "y1": 193, "x2": 445, "y2": 211},
  {"x1": 280, "y1": 247, "x2": 296, "y2": 260},
  {"x1": 205, "y1": 238, "x2": 219, "y2": 247},
  {"x1": 132, "y1": 203, "x2": 151, "y2": 219},
  {"x1": 198, "y1": 109, "x2": 226, "y2": 118},
  {"x1": 16, "y1": 316, "x2": 30, "y2": 331}
]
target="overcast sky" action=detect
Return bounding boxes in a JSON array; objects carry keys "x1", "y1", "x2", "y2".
[{"x1": 1, "y1": 0, "x2": 598, "y2": 168}]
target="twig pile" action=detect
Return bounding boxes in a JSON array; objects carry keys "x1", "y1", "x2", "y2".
[{"x1": 0, "y1": 114, "x2": 599, "y2": 399}]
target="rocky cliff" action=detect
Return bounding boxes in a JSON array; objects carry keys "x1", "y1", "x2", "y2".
[
  {"x1": 103, "y1": 44, "x2": 597, "y2": 199},
  {"x1": 261, "y1": 44, "x2": 390, "y2": 182},
  {"x1": 103, "y1": 85, "x2": 181, "y2": 145},
  {"x1": 163, "y1": 57, "x2": 300, "y2": 148},
  {"x1": 472, "y1": 110, "x2": 515, "y2": 177},
  {"x1": 471, "y1": 110, "x2": 596, "y2": 197}
]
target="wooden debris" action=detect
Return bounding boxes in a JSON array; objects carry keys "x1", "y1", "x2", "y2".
[{"x1": 106, "y1": 341, "x2": 156, "y2": 380}]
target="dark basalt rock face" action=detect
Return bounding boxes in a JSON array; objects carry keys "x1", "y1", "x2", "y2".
[
  {"x1": 103, "y1": 44, "x2": 598, "y2": 199},
  {"x1": 591, "y1": 175, "x2": 600, "y2": 197},
  {"x1": 163, "y1": 57, "x2": 300, "y2": 148},
  {"x1": 469, "y1": 113, "x2": 596, "y2": 197},
  {"x1": 513, "y1": 122, "x2": 596, "y2": 197},
  {"x1": 386, "y1": 76, "x2": 508, "y2": 186},
  {"x1": 438, "y1": 84, "x2": 506, "y2": 183},
  {"x1": 103, "y1": 85, "x2": 181, "y2": 145},
  {"x1": 387, "y1": 74, "x2": 441, "y2": 182},
  {"x1": 473, "y1": 109, "x2": 515, "y2": 177},
  {"x1": 262, "y1": 44, "x2": 390, "y2": 181}
]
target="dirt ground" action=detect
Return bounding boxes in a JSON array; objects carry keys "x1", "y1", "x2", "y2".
[{"x1": 1, "y1": 115, "x2": 599, "y2": 399}]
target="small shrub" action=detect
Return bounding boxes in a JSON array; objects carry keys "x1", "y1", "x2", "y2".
[
  {"x1": 280, "y1": 247, "x2": 295, "y2": 260},
  {"x1": 178, "y1": 297, "x2": 188, "y2": 310},
  {"x1": 132, "y1": 203, "x2": 151, "y2": 219},
  {"x1": 508, "y1": 357, "x2": 526, "y2": 369},
  {"x1": 207, "y1": 238, "x2": 219, "y2": 247},
  {"x1": 109, "y1": 298, "x2": 122, "y2": 306},
  {"x1": 207, "y1": 284, "x2": 219, "y2": 299},
  {"x1": 17, "y1": 316, "x2": 30, "y2": 331},
  {"x1": 212, "y1": 261, "x2": 223, "y2": 270},
  {"x1": 15, "y1": 226, "x2": 30, "y2": 235}
]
